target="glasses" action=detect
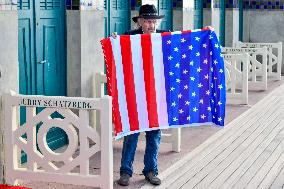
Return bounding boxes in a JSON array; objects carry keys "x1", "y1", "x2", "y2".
[{"x1": 143, "y1": 19, "x2": 158, "y2": 25}]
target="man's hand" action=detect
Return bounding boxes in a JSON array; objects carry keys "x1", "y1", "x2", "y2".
[
  {"x1": 204, "y1": 26, "x2": 214, "y2": 31},
  {"x1": 111, "y1": 32, "x2": 118, "y2": 39}
]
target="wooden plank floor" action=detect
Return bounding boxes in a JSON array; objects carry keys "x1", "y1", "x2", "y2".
[{"x1": 140, "y1": 83, "x2": 284, "y2": 189}]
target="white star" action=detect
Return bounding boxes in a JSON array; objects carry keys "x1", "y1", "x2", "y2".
[
  {"x1": 195, "y1": 37, "x2": 200, "y2": 41},
  {"x1": 174, "y1": 47, "x2": 179, "y2": 52},
  {"x1": 214, "y1": 60, "x2": 218, "y2": 64},
  {"x1": 173, "y1": 117, "x2": 178, "y2": 122},
  {"x1": 184, "y1": 85, "x2": 188, "y2": 90},
  {"x1": 214, "y1": 93, "x2": 217, "y2": 96},
  {"x1": 211, "y1": 68, "x2": 214, "y2": 72},
  {"x1": 176, "y1": 79, "x2": 181, "y2": 83},
  {"x1": 188, "y1": 45, "x2": 193, "y2": 50},
  {"x1": 196, "y1": 52, "x2": 200, "y2": 57},
  {"x1": 199, "y1": 99, "x2": 204, "y2": 104},
  {"x1": 207, "y1": 106, "x2": 211, "y2": 111},
  {"x1": 169, "y1": 72, "x2": 174, "y2": 76},
  {"x1": 215, "y1": 44, "x2": 219, "y2": 48},
  {"x1": 190, "y1": 77, "x2": 195, "y2": 81},
  {"x1": 187, "y1": 116, "x2": 191, "y2": 120},
  {"x1": 203, "y1": 59, "x2": 208, "y2": 64},
  {"x1": 178, "y1": 93, "x2": 182, "y2": 98},
  {"x1": 190, "y1": 61, "x2": 194, "y2": 66},
  {"x1": 185, "y1": 101, "x2": 190, "y2": 106},
  {"x1": 193, "y1": 107, "x2": 198, "y2": 112},
  {"x1": 211, "y1": 83, "x2": 214, "y2": 88},
  {"x1": 204, "y1": 74, "x2": 209, "y2": 79},
  {"x1": 183, "y1": 69, "x2": 188, "y2": 74},
  {"x1": 197, "y1": 67, "x2": 202, "y2": 72},
  {"x1": 168, "y1": 56, "x2": 173, "y2": 60},
  {"x1": 220, "y1": 53, "x2": 223, "y2": 57},
  {"x1": 170, "y1": 87, "x2": 175, "y2": 91},
  {"x1": 192, "y1": 92, "x2": 196, "y2": 97},
  {"x1": 218, "y1": 84, "x2": 223, "y2": 89},
  {"x1": 219, "y1": 69, "x2": 223, "y2": 73},
  {"x1": 167, "y1": 40, "x2": 171, "y2": 44},
  {"x1": 210, "y1": 51, "x2": 213, "y2": 55},
  {"x1": 182, "y1": 54, "x2": 186, "y2": 59},
  {"x1": 179, "y1": 109, "x2": 184, "y2": 114},
  {"x1": 214, "y1": 77, "x2": 217, "y2": 80},
  {"x1": 203, "y1": 44, "x2": 207, "y2": 48},
  {"x1": 209, "y1": 35, "x2": 213, "y2": 39},
  {"x1": 198, "y1": 83, "x2": 203, "y2": 88},
  {"x1": 171, "y1": 101, "x2": 176, "y2": 107},
  {"x1": 175, "y1": 63, "x2": 180, "y2": 68},
  {"x1": 211, "y1": 99, "x2": 214, "y2": 103},
  {"x1": 206, "y1": 90, "x2": 210, "y2": 95},
  {"x1": 218, "y1": 101, "x2": 222, "y2": 106},
  {"x1": 218, "y1": 117, "x2": 222, "y2": 122},
  {"x1": 213, "y1": 115, "x2": 215, "y2": 119},
  {"x1": 201, "y1": 114, "x2": 206, "y2": 119},
  {"x1": 181, "y1": 38, "x2": 186, "y2": 43}
]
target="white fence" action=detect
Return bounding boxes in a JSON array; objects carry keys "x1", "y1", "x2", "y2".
[
  {"x1": 223, "y1": 54, "x2": 249, "y2": 105},
  {"x1": 235, "y1": 41, "x2": 282, "y2": 81},
  {"x1": 4, "y1": 94, "x2": 113, "y2": 189},
  {"x1": 222, "y1": 47, "x2": 268, "y2": 91},
  {"x1": 93, "y1": 72, "x2": 181, "y2": 152}
]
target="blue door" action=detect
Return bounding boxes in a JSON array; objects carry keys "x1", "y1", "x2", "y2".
[
  {"x1": 18, "y1": 0, "x2": 67, "y2": 159},
  {"x1": 35, "y1": 0, "x2": 66, "y2": 96},
  {"x1": 158, "y1": 0, "x2": 172, "y2": 31},
  {"x1": 107, "y1": 0, "x2": 130, "y2": 35}
]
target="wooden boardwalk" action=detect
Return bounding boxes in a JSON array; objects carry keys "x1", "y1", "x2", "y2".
[{"x1": 140, "y1": 83, "x2": 284, "y2": 189}]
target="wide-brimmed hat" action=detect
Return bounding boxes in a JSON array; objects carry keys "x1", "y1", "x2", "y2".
[{"x1": 132, "y1": 4, "x2": 165, "y2": 23}]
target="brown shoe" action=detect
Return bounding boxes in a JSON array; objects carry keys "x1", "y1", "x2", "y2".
[
  {"x1": 117, "y1": 173, "x2": 131, "y2": 186},
  {"x1": 145, "y1": 172, "x2": 161, "y2": 185}
]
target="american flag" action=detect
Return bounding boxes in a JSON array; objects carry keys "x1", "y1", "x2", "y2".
[{"x1": 101, "y1": 28, "x2": 226, "y2": 139}]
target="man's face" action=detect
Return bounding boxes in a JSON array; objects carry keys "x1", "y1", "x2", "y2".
[{"x1": 138, "y1": 18, "x2": 158, "y2": 34}]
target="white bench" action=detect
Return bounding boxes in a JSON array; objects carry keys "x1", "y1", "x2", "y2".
[
  {"x1": 235, "y1": 41, "x2": 282, "y2": 81},
  {"x1": 92, "y1": 72, "x2": 181, "y2": 152},
  {"x1": 223, "y1": 53, "x2": 249, "y2": 105},
  {"x1": 222, "y1": 47, "x2": 268, "y2": 91}
]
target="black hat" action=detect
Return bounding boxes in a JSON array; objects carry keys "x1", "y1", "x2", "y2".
[{"x1": 132, "y1": 4, "x2": 165, "y2": 23}]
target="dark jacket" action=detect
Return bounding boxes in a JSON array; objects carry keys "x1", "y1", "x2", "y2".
[{"x1": 124, "y1": 28, "x2": 168, "y2": 35}]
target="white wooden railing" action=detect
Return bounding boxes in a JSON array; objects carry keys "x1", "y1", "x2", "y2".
[
  {"x1": 235, "y1": 41, "x2": 282, "y2": 81},
  {"x1": 223, "y1": 53, "x2": 249, "y2": 105},
  {"x1": 4, "y1": 94, "x2": 113, "y2": 189},
  {"x1": 93, "y1": 72, "x2": 181, "y2": 152},
  {"x1": 222, "y1": 47, "x2": 268, "y2": 91}
]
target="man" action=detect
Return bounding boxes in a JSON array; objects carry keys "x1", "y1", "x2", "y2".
[{"x1": 112, "y1": 4, "x2": 167, "y2": 186}]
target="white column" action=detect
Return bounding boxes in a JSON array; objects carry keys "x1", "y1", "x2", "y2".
[{"x1": 0, "y1": 10, "x2": 19, "y2": 183}]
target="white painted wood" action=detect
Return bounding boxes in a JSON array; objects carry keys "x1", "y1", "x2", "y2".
[
  {"x1": 245, "y1": 136, "x2": 284, "y2": 189},
  {"x1": 139, "y1": 83, "x2": 284, "y2": 189},
  {"x1": 222, "y1": 47, "x2": 268, "y2": 91},
  {"x1": 235, "y1": 41, "x2": 282, "y2": 81},
  {"x1": 195, "y1": 110, "x2": 284, "y2": 189},
  {"x1": 4, "y1": 94, "x2": 113, "y2": 189},
  {"x1": 178, "y1": 101, "x2": 284, "y2": 189},
  {"x1": 257, "y1": 150, "x2": 284, "y2": 188},
  {"x1": 223, "y1": 54, "x2": 249, "y2": 105},
  {"x1": 93, "y1": 72, "x2": 181, "y2": 152}
]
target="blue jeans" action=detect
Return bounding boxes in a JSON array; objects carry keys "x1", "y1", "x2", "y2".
[{"x1": 120, "y1": 129, "x2": 161, "y2": 177}]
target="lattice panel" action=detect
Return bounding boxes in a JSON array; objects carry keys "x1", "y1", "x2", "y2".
[
  {"x1": 223, "y1": 54, "x2": 249, "y2": 105},
  {"x1": 235, "y1": 41, "x2": 282, "y2": 81},
  {"x1": 222, "y1": 47, "x2": 268, "y2": 91},
  {"x1": 40, "y1": 0, "x2": 60, "y2": 10},
  {"x1": 5, "y1": 94, "x2": 113, "y2": 189}
]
